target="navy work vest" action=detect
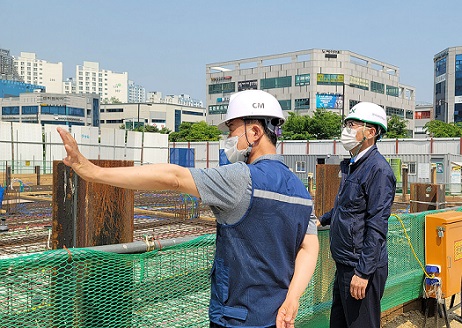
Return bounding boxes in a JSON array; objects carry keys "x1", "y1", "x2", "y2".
[{"x1": 209, "y1": 159, "x2": 312, "y2": 327}]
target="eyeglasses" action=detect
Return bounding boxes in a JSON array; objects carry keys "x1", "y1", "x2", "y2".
[{"x1": 343, "y1": 120, "x2": 373, "y2": 133}]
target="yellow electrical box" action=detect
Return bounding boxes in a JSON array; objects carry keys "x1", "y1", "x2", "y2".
[{"x1": 425, "y1": 210, "x2": 462, "y2": 298}]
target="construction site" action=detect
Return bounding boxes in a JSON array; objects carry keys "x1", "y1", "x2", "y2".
[
  {"x1": 1, "y1": 163, "x2": 462, "y2": 327},
  {"x1": 0, "y1": 172, "x2": 217, "y2": 256}
]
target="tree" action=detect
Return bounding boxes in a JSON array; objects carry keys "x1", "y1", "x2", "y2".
[
  {"x1": 168, "y1": 121, "x2": 222, "y2": 142},
  {"x1": 280, "y1": 112, "x2": 313, "y2": 140},
  {"x1": 386, "y1": 115, "x2": 409, "y2": 139},
  {"x1": 308, "y1": 109, "x2": 342, "y2": 140},
  {"x1": 281, "y1": 109, "x2": 342, "y2": 140},
  {"x1": 424, "y1": 120, "x2": 462, "y2": 138},
  {"x1": 120, "y1": 124, "x2": 171, "y2": 134},
  {"x1": 101, "y1": 97, "x2": 122, "y2": 104}
]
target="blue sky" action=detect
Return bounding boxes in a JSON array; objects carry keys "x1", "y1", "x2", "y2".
[{"x1": 1, "y1": 0, "x2": 459, "y2": 104}]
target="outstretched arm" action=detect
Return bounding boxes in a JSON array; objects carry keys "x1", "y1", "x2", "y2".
[
  {"x1": 276, "y1": 233, "x2": 319, "y2": 328},
  {"x1": 57, "y1": 127, "x2": 199, "y2": 196}
]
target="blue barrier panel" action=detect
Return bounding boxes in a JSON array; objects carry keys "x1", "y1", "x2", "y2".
[
  {"x1": 169, "y1": 148, "x2": 195, "y2": 167},
  {"x1": 0, "y1": 186, "x2": 4, "y2": 209}
]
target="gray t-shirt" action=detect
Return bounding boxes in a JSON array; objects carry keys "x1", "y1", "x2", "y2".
[{"x1": 189, "y1": 154, "x2": 317, "y2": 234}]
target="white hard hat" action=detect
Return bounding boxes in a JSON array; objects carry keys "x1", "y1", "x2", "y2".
[
  {"x1": 217, "y1": 90, "x2": 285, "y2": 131},
  {"x1": 345, "y1": 102, "x2": 387, "y2": 132}
]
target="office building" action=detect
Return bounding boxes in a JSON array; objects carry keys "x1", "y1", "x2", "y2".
[
  {"x1": 100, "y1": 93, "x2": 205, "y2": 132},
  {"x1": 0, "y1": 92, "x2": 100, "y2": 127},
  {"x1": 433, "y1": 46, "x2": 462, "y2": 123},
  {"x1": 206, "y1": 49, "x2": 416, "y2": 135}
]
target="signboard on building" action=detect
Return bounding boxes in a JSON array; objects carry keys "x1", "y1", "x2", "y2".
[
  {"x1": 211, "y1": 76, "x2": 232, "y2": 83},
  {"x1": 317, "y1": 74, "x2": 344, "y2": 85},
  {"x1": 435, "y1": 74, "x2": 446, "y2": 84},
  {"x1": 295, "y1": 74, "x2": 310, "y2": 86},
  {"x1": 349, "y1": 76, "x2": 369, "y2": 89},
  {"x1": 316, "y1": 94, "x2": 343, "y2": 109},
  {"x1": 237, "y1": 80, "x2": 257, "y2": 91}
]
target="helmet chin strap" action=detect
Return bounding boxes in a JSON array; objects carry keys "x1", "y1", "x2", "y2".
[{"x1": 243, "y1": 120, "x2": 254, "y2": 161}]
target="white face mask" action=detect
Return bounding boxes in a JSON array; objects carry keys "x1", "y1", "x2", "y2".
[
  {"x1": 224, "y1": 132, "x2": 251, "y2": 163},
  {"x1": 340, "y1": 127, "x2": 360, "y2": 152}
]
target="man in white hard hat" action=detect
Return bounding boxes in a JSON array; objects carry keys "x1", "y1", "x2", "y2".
[
  {"x1": 318, "y1": 102, "x2": 396, "y2": 328},
  {"x1": 57, "y1": 89, "x2": 319, "y2": 328}
]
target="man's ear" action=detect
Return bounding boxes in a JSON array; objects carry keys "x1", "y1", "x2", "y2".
[
  {"x1": 368, "y1": 127, "x2": 377, "y2": 139},
  {"x1": 250, "y1": 124, "x2": 264, "y2": 143}
]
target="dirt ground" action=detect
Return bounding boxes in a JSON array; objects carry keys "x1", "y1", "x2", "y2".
[{"x1": 383, "y1": 294, "x2": 462, "y2": 328}]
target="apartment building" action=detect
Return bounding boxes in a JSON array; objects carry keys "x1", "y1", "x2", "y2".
[{"x1": 14, "y1": 52, "x2": 63, "y2": 93}]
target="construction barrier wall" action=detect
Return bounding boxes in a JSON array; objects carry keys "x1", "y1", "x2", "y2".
[{"x1": 1, "y1": 207, "x2": 454, "y2": 328}]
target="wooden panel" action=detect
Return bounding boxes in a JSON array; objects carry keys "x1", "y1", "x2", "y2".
[
  {"x1": 409, "y1": 183, "x2": 445, "y2": 213},
  {"x1": 53, "y1": 160, "x2": 134, "y2": 249},
  {"x1": 315, "y1": 164, "x2": 341, "y2": 218}
]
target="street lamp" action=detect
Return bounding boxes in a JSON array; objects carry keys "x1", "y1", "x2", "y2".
[
  {"x1": 137, "y1": 103, "x2": 141, "y2": 129},
  {"x1": 138, "y1": 103, "x2": 152, "y2": 165}
]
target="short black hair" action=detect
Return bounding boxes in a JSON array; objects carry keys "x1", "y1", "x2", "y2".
[{"x1": 243, "y1": 118, "x2": 278, "y2": 145}]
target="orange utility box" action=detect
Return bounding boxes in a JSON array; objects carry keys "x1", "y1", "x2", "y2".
[{"x1": 425, "y1": 211, "x2": 462, "y2": 298}]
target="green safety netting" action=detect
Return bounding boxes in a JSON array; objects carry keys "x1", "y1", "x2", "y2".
[{"x1": 1, "y1": 207, "x2": 460, "y2": 328}]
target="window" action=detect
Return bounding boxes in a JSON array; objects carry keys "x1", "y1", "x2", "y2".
[
  {"x1": 174, "y1": 109, "x2": 181, "y2": 132},
  {"x1": 278, "y1": 100, "x2": 291, "y2": 110},
  {"x1": 435, "y1": 57, "x2": 447, "y2": 76},
  {"x1": 349, "y1": 100, "x2": 360, "y2": 109},
  {"x1": 406, "y1": 162, "x2": 416, "y2": 175},
  {"x1": 260, "y1": 76, "x2": 292, "y2": 89},
  {"x1": 22, "y1": 106, "x2": 38, "y2": 114},
  {"x1": 295, "y1": 98, "x2": 310, "y2": 110},
  {"x1": 2, "y1": 106, "x2": 20, "y2": 115},
  {"x1": 208, "y1": 82, "x2": 235, "y2": 94},
  {"x1": 296, "y1": 161, "x2": 306, "y2": 173},
  {"x1": 371, "y1": 81, "x2": 384, "y2": 94},
  {"x1": 386, "y1": 85, "x2": 399, "y2": 97},
  {"x1": 435, "y1": 81, "x2": 445, "y2": 95},
  {"x1": 107, "y1": 108, "x2": 124, "y2": 113},
  {"x1": 386, "y1": 106, "x2": 404, "y2": 118},
  {"x1": 456, "y1": 54, "x2": 462, "y2": 97},
  {"x1": 182, "y1": 110, "x2": 203, "y2": 116},
  {"x1": 415, "y1": 111, "x2": 430, "y2": 119}
]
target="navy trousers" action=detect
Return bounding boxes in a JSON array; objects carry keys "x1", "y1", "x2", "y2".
[
  {"x1": 210, "y1": 322, "x2": 275, "y2": 328},
  {"x1": 329, "y1": 263, "x2": 388, "y2": 328}
]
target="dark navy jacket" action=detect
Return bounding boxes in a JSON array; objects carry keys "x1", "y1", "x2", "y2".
[
  {"x1": 319, "y1": 145, "x2": 396, "y2": 277},
  {"x1": 209, "y1": 159, "x2": 312, "y2": 327}
]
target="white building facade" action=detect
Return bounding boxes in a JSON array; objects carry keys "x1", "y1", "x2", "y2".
[
  {"x1": 100, "y1": 97, "x2": 205, "y2": 132},
  {"x1": 14, "y1": 52, "x2": 64, "y2": 93},
  {"x1": 75, "y1": 61, "x2": 129, "y2": 104},
  {"x1": 0, "y1": 92, "x2": 100, "y2": 127},
  {"x1": 206, "y1": 49, "x2": 416, "y2": 135}
]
